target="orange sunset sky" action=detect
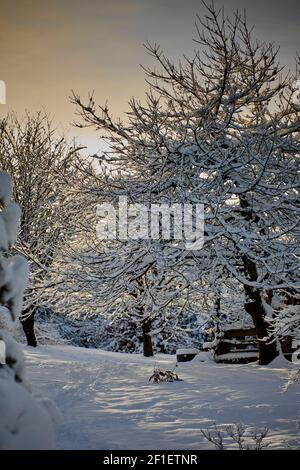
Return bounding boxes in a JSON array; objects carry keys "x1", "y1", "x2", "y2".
[{"x1": 0, "y1": 0, "x2": 299, "y2": 153}]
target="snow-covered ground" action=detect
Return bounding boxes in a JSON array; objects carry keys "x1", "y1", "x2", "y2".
[{"x1": 24, "y1": 345, "x2": 300, "y2": 450}]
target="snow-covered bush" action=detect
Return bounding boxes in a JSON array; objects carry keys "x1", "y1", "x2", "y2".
[
  {"x1": 103, "y1": 312, "x2": 202, "y2": 354},
  {"x1": 0, "y1": 171, "x2": 56, "y2": 449},
  {"x1": 30, "y1": 308, "x2": 203, "y2": 354}
]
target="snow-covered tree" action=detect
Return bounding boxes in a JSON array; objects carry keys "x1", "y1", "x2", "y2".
[
  {"x1": 0, "y1": 112, "x2": 85, "y2": 346},
  {"x1": 55, "y1": 237, "x2": 200, "y2": 356},
  {"x1": 72, "y1": 3, "x2": 300, "y2": 364},
  {"x1": 0, "y1": 171, "x2": 56, "y2": 449}
]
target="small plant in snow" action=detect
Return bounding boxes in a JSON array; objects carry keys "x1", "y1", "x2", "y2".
[
  {"x1": 201, "y1": 423, "x2": 269, "y2": 450},
  {"x1": 149, "y1": 367, "x2": 183, "y2": 384}
]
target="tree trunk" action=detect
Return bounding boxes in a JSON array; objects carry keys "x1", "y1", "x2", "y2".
[
  {"x1": 142, "y1": 319, "x2": 153, "y2": 357},
  {"x1": 242, "y1": 255, "x2": 278, "y2": 365},
  {"x1": 21, "y1": 308, "x2": 37, "y2": 347},
  {"x1": 244, "y1": 288, "x2": 278, "y2": 365}
]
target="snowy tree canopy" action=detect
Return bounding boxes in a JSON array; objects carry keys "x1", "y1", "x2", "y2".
[{"x1": 0, "y1": 113, "x2": 90, "y2": 346}]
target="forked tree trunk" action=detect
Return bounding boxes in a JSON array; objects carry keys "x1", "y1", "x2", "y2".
[
  {"x1": 21, "y1": 307, "x2": 37, "y2": 347},
  {"x1": 142, "y1": 319, "x2": 153, "y2": 357}
]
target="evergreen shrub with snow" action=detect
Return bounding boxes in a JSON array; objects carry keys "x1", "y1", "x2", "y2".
[{"x1": 0, "y1": 172, "x2": 56, "y2": 449}]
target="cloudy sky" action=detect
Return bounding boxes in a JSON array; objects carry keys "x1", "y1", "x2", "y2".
[{"x1": 0, "y1": 0, "x2": 299, "y2": 152}]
